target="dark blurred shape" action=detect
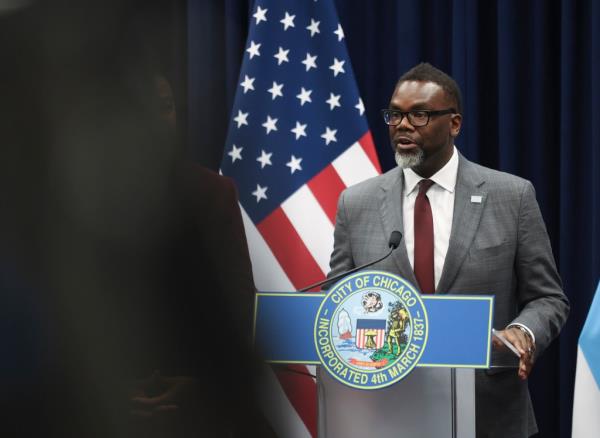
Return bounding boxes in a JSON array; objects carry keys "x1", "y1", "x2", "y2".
[
  {"x1": 0, "y1": 0, "x2": 32, "y2": 15},
  {"x1": 0, "y1": 1, "x2": 272, "y2": 436}
]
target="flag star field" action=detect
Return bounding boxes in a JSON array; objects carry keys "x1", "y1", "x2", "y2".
[{"x1": 222, "y1": 1, "x2": 373, "y2": 224}]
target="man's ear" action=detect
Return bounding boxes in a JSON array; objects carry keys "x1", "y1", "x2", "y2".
[{"x1": 450, "y1": 113, "x2": 462, "y2": 137}]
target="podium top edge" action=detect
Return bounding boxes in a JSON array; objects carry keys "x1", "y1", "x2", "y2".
[
  {"x1": 421, "y1": 295, "x2": 494, "y2": 302},
  {"x1": 256, "y1": 292, "x2": 327, "y2": 297},
  {"x1": 256, "y1": 292, "x2": 494, "y2": 302}
]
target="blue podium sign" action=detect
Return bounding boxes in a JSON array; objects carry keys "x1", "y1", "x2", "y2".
[{"x1": 254, "y1": 270, "x2": 493, "y2": 389}]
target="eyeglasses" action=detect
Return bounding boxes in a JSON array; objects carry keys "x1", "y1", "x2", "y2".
[{"x1": 381, "y1": 108, "x2": 456, "y2": 127}]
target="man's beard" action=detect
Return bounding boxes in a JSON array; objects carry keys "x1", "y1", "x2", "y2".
[{"x1": 395, "y1": 147, "x2": 425, "y2": 169}]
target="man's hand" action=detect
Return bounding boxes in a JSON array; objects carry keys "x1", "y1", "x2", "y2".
[
  {"x1": 492, "y1": 327, "x2": 536, "y2": 380},
  {"x1": 129, "y1": 372, "x2": 198, "y2": 418}
]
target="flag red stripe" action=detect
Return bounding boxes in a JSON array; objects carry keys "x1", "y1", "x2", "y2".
[
  {"x1": 307, "y1": 165, "x2": 346, "y2": 224},
  {"x1": 258, "y1": 208, "x2": 322, "y2": 436},
  {"x1": 274, "y1": 365, "x2": 318, "y2": 437},
  {"x1": 358, "y1": 131, "x2": 382, "y2": 173},
  {"x1": 257, "y1": 207, "x2": 325, "y2": 290},
  {"x1": 357, "y1": 329, "x2": 364, "y2": 348}
]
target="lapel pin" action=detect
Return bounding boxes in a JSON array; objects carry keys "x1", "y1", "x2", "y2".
[{"x1": 471, "y1": 195, "x2": 482, "y2": 204}]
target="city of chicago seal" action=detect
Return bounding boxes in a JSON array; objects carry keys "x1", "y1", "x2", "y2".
[{"x1": 314, "y1": 270, "x2": 428, "y2": 389}]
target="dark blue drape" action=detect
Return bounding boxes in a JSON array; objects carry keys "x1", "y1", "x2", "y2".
[{"x1": 188, "y1": 1, "x2": 600, "y2": 437}]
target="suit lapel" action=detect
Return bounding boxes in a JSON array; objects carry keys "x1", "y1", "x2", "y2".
[
  {"x1": 436, "y1": 155, "x2": 487, "y2": 293},
  {"x1": 378, "y1": 168, "x2": 420, "y2": 288}
]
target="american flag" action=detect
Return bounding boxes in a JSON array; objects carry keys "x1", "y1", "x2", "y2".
[{"x1": 221, "y1": 1, "x2": 381, "y2": 436}]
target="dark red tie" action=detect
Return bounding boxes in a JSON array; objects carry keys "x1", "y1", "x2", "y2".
[{"x1": 414, "y1": 179, "x2": 435, "y2": 294}]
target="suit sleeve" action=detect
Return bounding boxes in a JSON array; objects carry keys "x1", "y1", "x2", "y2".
[
  {"x1": 511, "y1": 181, "x2": 569, "y2": 354},
  {"x1": 326, "y1": 190, "x2": 355, "y2": 288}
]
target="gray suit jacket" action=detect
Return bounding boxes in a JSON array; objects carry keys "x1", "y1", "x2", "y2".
[{"x1": 327, "y1": 153, "x2": 569, "y2": 438}]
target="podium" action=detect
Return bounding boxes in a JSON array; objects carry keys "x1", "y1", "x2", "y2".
[
  {"x1": 318, "y1": 367, "x2": 474, "y2": 438},
  {"x1": 254, "y1": 271, "x2": 495, "y2": 438}
]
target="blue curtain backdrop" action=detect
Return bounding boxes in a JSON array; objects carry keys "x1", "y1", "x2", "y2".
[{"x1": 188, "y1": 1, "x2": 600, "y2": 437}]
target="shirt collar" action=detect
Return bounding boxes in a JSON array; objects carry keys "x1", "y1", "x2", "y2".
[{"x1": 403, "y1": 146, "x2": 459, "y2": 196}]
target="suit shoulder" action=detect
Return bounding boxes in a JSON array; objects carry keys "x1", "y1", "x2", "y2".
[
  {"x1": 467, "y1": 161, "x2": 532, "y2": 193},
  {"x1": 340, "y1": 167, "x2": 400, "y2": 199},
  {"x1": 174, "y1": 162, "x2": 239, "y2": 217},
  {"x1": 180, "y1": 162, "x2": 236, "y2": 195}
]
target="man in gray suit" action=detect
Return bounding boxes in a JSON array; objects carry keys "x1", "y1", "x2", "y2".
[{"x1": 326, "y1": 63, "x2": 569, "y2": 437}]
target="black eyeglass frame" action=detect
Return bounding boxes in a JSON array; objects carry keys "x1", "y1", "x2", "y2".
[{"x1": 380, "y1": 108, "x2": 457, "y2": 127}]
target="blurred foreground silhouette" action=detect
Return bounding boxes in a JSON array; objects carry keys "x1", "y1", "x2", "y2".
[{"x1": 0, "y1": 1, "x2": 273, "y2": 436}]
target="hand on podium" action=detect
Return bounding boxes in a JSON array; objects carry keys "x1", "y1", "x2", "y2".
[
  {"x1": 492, "y1": 327, "x2": 536, "y2": 380},
  {"x1": 130, "y1": 371, "x2": 198, "y2": 418}
]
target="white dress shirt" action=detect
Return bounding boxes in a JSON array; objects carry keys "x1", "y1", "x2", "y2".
[
  {"x1": 401, "y1": 146, "x2": 535, "y2": 343},
  {"x1": 402, "y1": 146, "x2": 458, "y2": 290}
]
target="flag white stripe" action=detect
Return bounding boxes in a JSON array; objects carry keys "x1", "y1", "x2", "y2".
[
  {"x1": 572, "y1": 346, "x2": 600, "y2": 437},
  {"x1": 240, "y1": 204, "x2": 295, "y2": 292},
  {"x1": 305, "y1": 364, "x2": 317, "y2": 382},
  {"x1": 260, "y1": 365, "x2": 312, "y2": 438},
  {"x1": 332, "y1": 142, "x2": 380, "y2": 188},
  {"x1": 281, "y1": 185, "x2": 335, "y2": 275}
]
